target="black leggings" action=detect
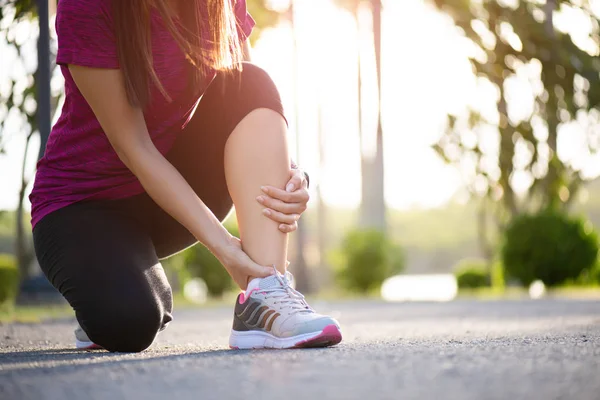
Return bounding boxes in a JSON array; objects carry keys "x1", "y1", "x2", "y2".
[{"x1": 33, "y1": 63, "x2": 285, "y2": 352}]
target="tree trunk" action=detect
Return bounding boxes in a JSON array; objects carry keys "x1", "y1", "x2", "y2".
[
  {"x1": 316, "y1": 91, "x2": 328, "y2": 287},
  {"x1": 288, "y1": 1, "x2": 310, "y2": 292},
  {"x1": 476, "y1": 197, "x2": 493, "y2": 262},
  {"x1": 497, "y1": 85, "x2": 518, "y2": 219},
  {"x1": 356, "y1": 2, "x2": 367, "y2": 227},
  {"x1": 360, "y1": 0, "x2": 386, "y2": 230},
  {"x1": 37, "y1": 0, "x2": 51, "y2": 160},
  {"x1": 14, "y1": 0, "x2": 52, "y2": 281},
  {"x1": 541, "y1": 0, "x2": 562, "y2": 211},
  {"x1": 16, "y1": 133, "x2": 34, "y2": 281}
]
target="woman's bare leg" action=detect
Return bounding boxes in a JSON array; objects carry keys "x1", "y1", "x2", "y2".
[{"x1": 224, "y1": 108, "x2": 290, "y2": 281}]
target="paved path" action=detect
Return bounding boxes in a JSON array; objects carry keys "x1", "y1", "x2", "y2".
[{"x1": 1, "y1": 299, "x2": 600, "y2": 400}]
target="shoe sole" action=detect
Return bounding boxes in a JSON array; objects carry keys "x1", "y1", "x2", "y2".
[
  {"x1": 229, "y1": 324, "x2": 342, "y2": 350},
  {"x1": 75, "y1": 339, "x2": 103, "y2": 350}
]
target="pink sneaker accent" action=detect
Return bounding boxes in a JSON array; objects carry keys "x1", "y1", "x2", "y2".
[
  {"x1": 294, "y1": 324, "x2": 342, "y2": 348},
  {"x1": 238, "y1": 289, "x2": 258, "y2": 304},
  {"x1": 77, "y1": 343, "x2": 103, "y2": 350}
]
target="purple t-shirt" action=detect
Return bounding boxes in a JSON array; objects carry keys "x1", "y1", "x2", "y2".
[{"x1": 29, "y1": 0, "x2": 255, "y2": 228}]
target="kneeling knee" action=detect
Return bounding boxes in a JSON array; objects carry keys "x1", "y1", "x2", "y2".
[
  {"x1": 233, "y1": 63, "x2": 281, "y2": 99},
  {"x1": 82, "y1": 302, "x2": 163, "y2": 353}
]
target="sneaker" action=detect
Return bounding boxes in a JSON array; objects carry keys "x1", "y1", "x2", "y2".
[
  {"x1": 74, "y1": 325, "x2": 103, "y2": 350},
  {"x1": 229, "y1": 269, "x2": 342, "y2": 349}
]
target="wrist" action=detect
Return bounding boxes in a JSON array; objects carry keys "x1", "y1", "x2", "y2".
[{"x1": 196, "y1": 224, "x2": 234, "y2": 258}]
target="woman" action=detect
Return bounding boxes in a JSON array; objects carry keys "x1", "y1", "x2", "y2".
[{"x1": 30, "y1": 0, "x2": 342, "y2": 352}]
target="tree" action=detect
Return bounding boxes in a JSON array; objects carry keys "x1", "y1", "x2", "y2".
[
  {"x1": 334, "y1": 0, "x2": 387, "y2": 231},
  {"x1": 246, "y1": 0, "x2": 282, "y2": 46},
  {"x1": 363, "y1": 0, "x2": 386, "y2": 231},
  {"x1": 433, "y1": 0, "x2": 600, "y2": 256},
  {"x1": 0, "y1": 0, "x2": 57, "y2": 280}
]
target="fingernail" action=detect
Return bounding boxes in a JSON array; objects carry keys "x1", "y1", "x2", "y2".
[
  {"x1": 262, "y1": 208, "x2": 271, "y2": 216},
  {"x1": 261, "y1": 186, "x2": 268, "y2": 193},
  {"x1": 256, "y1": 196, "x2": 264, "y2": 203},
  {"x1": 280, "y1": 224, "x2": 287, "y2": 231},
  {"x1": 286, "y1": 183, "x2": 295, "y2": 192}
]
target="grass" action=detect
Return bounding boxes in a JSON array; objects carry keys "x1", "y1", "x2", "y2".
[
  {"x1": 456, "y1": 287, "x2": 527, "y2": 300},
  {"x1": 0, "y1": 303, "x2": 73, "y2": 324},
  {"x1": 456, "y1": 285, "x2": 600, "y2": 300},
  {"x1": 0, "y1": 291, "x2": 240, "y2": 324},
  {"x1": 3, "y1": 284, "x2": 600, "y2": 325}
]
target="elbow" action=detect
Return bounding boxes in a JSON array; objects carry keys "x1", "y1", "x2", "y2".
[{"x1": 112, "y1": 138, "x2": 156, "y2": 175}]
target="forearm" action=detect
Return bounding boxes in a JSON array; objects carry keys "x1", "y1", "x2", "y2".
[
  {"x1": 66, "y1": 65, "x2": 232, "y2": 257},
  {"x1": 124, "y1": 143, "x2": 232, "y2": 254}
]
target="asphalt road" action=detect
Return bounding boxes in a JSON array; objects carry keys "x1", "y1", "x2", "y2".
[{"x1": 1, "y1": 298, "x2": 599, "y2": 400}]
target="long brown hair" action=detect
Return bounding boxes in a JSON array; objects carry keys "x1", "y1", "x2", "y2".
[{"x1": 112, "y1": 0, "x2": 243, "y2": 107}]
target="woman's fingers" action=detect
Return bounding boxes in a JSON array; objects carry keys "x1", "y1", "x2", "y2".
[
  {"x1": 261, "y1": 185, "x2": 309, "y2": 205},
  {"x1": 278, "y1": 221, "x2": 298, "y2": 233},
  {"x1": 231, "y1": 244, "x2": 273, "y2": 278},
  {"x1": 261, "y1": 208, "x2": 299, "y2": 232},
  {"x1": 256, "y1": 195, "x2": 292, "y2": 213},
  {"x1": 262, "y1": 208, "x2": 299, "y2": 225},
  {"x1": 243, "y1": 259, "x2": 274, "y2": 279},
  {"x1": 257, "y1": 192, "x2": 308, "y2": 214},
  {"x1": 285, "y1": 171, "x2": 305, "y2": 192},
  {"x1": 220, "y1": 238, "x2": 274, "y2": 289},
  {"x1": 256, "y1": 186, "x2": 308, "y2": 232}
]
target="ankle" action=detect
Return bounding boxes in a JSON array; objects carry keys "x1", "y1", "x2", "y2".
[{"x1": 246, "y1": 276, "x2": 257, "y2": 288}]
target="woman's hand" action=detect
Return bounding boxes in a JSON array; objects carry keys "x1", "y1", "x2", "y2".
[
  {"x1": 256, "y1": 168, "x2": 309, "y2": 233},
  {"x1": 214, "y1": 235, "x2": 275, "y2": 290}
]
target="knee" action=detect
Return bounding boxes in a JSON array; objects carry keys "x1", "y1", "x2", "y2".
[
  {"x1": 81, "y1": 299, "x2": 166, "y2": 353},
  {"x1": 229, "y1": 63, "x2": 282, "y2": 102},
  {"x1": 238, "y1": 62, "x2": 274, "y2": 84}
]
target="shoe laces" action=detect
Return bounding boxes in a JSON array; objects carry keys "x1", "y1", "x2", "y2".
[{"x1": 262, "y1": 271, "x2": 313, "y2": 314}]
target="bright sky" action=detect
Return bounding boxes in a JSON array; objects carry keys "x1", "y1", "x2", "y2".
[{"x1": 1, "y1": 0, "x2": 599, "y2": 212}]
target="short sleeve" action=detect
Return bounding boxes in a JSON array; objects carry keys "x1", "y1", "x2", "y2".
[
  {"x1": 234, "y1": 0, "x2": 256, "y2": 40},
  {"x1": 55, "y1": 0, "x2": 119, "y2": 69}
]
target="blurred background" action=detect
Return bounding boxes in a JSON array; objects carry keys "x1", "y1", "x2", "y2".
[{"x1": 1, "y1": 0, "x2": 600, "y2": 317}]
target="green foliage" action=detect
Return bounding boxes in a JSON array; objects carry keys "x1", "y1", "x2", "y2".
[
  {"x1": 433, "y1": 0, "x2": 600, "y2": 221},
  {"x1": 246, "y1": 0, "x2": 283, "y2": 46},
  {"x1": 0, "y1": 254, "x2": 19, "y2": 308},
  {"x1": 333, "y1": 229, "x2": 405, "y2": 293},
  {"x1": 502, "y1": 211, "x2": 599, "y2": 287},
  {"x1": 569, "y1": 258, "x2": 600, "y2": 287},
  {"x1": 593, "y1": 260, "x2": 600, "y2": 285},
  {"x1": 490, "y1": 259, "x2": 505, "y2": 290},
  {"x1": 183, "y1": 220, "x2": 239, "y2": 297},
  {"x1": 454, "y1": 258, "x2": 490, "y2": 289},
  {"x1": 0, "y1": 1, "x2": 40, "y2": 154}
]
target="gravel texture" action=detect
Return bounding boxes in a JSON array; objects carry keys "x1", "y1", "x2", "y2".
[{"x1": 1, "y1": 299, "x2": 599, "y2": 400}]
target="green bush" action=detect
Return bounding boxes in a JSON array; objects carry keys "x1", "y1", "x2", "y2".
[
  {"x1": 501, "y1": 211, "x2": 599, "y2": 287},
  {"x1": 334, "y1": 229, "x2": 405, "y2": 293},
  {"x1": 183, "y1": 221, "x2": 239, "y2": 297},
  {"x1": 490, "y1": 259, "x2": 506, "y2": 289},
  {"x1": 0, "y1": 254, "x2": 19, "y2": 307},
  {"x1": 571, "y1": 259, "x2": 600, "y2": 287},
  {"x1": 454, "y1": 258, "x2": 489, "y2": 289},
  {"x1": 594, "y1": 260, "x2": 600, "y2": 284}
]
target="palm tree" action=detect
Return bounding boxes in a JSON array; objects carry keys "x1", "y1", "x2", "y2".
[
  {"x1": 362, "y1": 0, "x2": 386, "y2": 230},
  {"x1": 334, "y1": 0, "x2": 386, "y2": 231},
  {"x1": 285, "y1": 1, "x2": 311, "y2": 292}
]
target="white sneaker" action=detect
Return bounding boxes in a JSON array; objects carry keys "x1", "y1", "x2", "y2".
[
  {"x1": 229, "y1": 269, "x2": 342, "y2": 349},
  {"x1": 74, "y1": 325, "x2": 103, "y2": 350}
]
